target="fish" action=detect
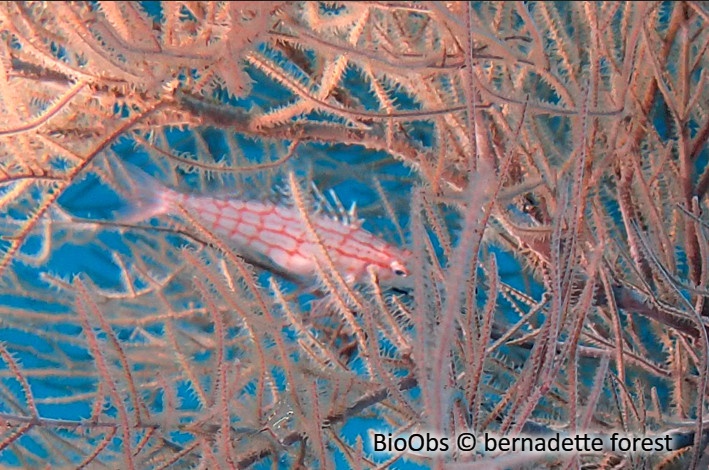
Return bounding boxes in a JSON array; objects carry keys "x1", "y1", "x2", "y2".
[{"x1": 116, "y1": 163, "x2": 410, "y2": 285}]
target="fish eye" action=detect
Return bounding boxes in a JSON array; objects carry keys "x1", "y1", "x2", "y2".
[{"x1": 390, "y1": 261, "x2": 408, "y2": 277}]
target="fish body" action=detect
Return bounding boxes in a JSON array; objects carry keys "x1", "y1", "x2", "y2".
[{"x1": 122, "y1": 165, "x2": 409, "y2": 284}]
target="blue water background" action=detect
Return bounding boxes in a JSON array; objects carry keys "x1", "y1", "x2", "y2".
[{"x1": 4, "y1": 1, "x2": 694, "y2": 467}]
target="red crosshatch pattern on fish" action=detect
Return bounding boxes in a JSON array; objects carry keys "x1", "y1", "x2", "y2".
[{"x1": 119, "y1": 164, "x2": 410, "y2": 284}]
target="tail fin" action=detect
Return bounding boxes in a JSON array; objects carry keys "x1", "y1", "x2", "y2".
[{"x1": 113, "y1": 162, "x2": 174, "y2": 223}]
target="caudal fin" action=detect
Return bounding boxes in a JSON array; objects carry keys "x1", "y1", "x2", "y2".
[{"x1": 113, "y1": 162, "x2": 174, "y2": 223}]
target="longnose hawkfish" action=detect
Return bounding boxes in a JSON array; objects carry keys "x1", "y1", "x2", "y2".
[{"x1": 117, "y1": 163, "x2": 410, "y2": 284}]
